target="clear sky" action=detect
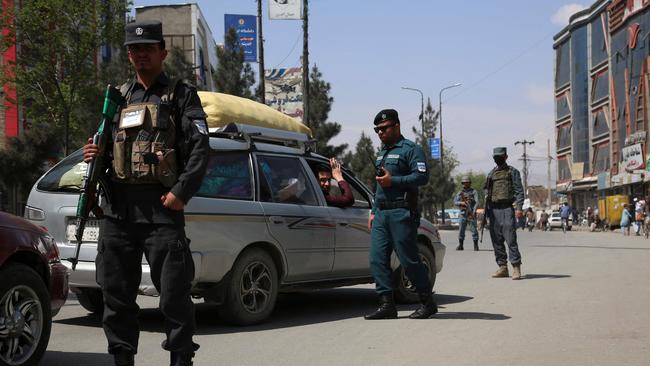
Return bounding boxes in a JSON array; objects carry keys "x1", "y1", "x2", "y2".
[{"x1": 134, "y1": 0, "x2": 592, "y2": 186}]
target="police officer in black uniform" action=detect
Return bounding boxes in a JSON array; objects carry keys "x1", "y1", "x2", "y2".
[{"x1": 83, "y1": 20, "x2": 209, "y2": 366}]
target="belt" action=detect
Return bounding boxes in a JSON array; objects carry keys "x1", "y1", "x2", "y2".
[
  {"x1": 377, "y1": 200, "x2": 410, "y2": 210},
  {"x1": 490, "y1": 201, "x2": 514, "y2": 209}
]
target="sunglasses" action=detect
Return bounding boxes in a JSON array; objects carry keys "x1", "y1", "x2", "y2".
[{"x1": 374, "y1": 122, "x2": 396, "y2": 134}]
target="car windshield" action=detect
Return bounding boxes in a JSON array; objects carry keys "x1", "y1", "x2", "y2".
[{"x1": 36, "y1": 149, "x2": 86, "y2": 192}]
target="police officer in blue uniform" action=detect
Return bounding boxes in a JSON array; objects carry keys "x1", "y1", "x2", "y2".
[
  {"x1": 485, "y1": 147, "x2": 524, "y2": 280},
  {"x1": 83, "y1": 20, "x2": 209, "y2": 366},
  {"x1": 364, "y1": 109, "x2": 437, "y2": 320},
  {"x1": 454, "y1": 176, "x2": 479, "y2": 251}
]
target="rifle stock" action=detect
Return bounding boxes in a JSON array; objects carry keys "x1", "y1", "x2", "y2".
[{"x1": 70, "y1": 85, "x2": 122, "y2": 270}]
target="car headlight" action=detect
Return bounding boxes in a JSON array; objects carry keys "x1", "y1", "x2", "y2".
[{"x1": 25, "y1": 205, "x2": 46, "y2": 221}]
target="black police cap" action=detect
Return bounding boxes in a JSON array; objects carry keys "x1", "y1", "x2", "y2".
[
  {"x1": 373, "y1": 109, "x2": 400, "y2": 125},
  {"x1": 124, "y1": 20, "x2": 164, "y2": 46}
]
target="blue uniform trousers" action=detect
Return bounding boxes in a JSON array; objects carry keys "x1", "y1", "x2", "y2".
[
  {"x1": 487, "y1": 206, "x2": 522, "y2": 265},
  {"x1": 458, "y1": 215, "x2": 479, "y2": 242},
  {"x1": 369, "y1": 208, "x2": 431, "y2": 296}
]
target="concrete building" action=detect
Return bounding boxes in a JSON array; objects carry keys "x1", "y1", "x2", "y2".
[
  {"x1": 135, "y1": 3, "x2": 218, "y2": 91},
  {"x1": 553, "y1": 0, "x2": 650, "y2": 211}
]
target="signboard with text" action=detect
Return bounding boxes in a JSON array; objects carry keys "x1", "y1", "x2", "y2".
[
  {"x1": 224, "y1": 14, "x2": 258, "y2": 62},
  {"x1": 265, "y1": 67, "x2": 303, "y2": 119},
  {"x1": 269, "y1": 0, "x2": 302, "y2": 20},
  {"x1": 622, "y1": 143, "x2": 644, "y2": 171},
  {"x1": 429, "y1": 137, "x2": 440, "y2": 160}
]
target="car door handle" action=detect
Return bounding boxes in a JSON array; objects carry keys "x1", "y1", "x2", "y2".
[{"x1": 269, "y1": 216, "x2": 285, "y2": 224}]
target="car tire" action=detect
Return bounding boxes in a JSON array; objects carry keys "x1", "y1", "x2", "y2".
[
  {"x1": 217, "y1": 248, "x2": 279, "y2": 326},
  {"x1": 393, "y1": 243, "x2": 436, "y2": 304},
  {"x1": 75, "y1": 288, "x2": 104, "y2": 315},
  {"x1": 0, "y1": 263, "x2": 51, "y2": 366}
]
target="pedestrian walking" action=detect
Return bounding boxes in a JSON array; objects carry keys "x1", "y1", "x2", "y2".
[
  {"x1": 83, "y1": 20, "x2": 209, "y2": 366},
  {"x1": 621, "y1": 204, "x2": 632, "y2": 236},
  {"x1": 364, "y1": 109, "x2": 437, "y2": 320},
  {"x1": 526, "y1": 208, "x2": 535, "y2": 232},
  {"x1": 453, "y1": 176, "x2": 479, "y2": 251},
  {"x1": 484, "y1": 147, "x2": 524, "y2": 280},
  {"x1": 560, "y1": 202, "x2": 572, "y2": 233}
]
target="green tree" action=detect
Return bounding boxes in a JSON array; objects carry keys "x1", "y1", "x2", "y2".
[
  {"x1": 164, "y1": 46, "x2": 196, "y2": 83},
  {"x1": 0, "y1": 0, "x2": 129, "y2": 212},
  {"x1": 347, "y1": 132, "x2": 377, "y2": 191},
  {"x1": 412, "y1": 98, "x2": 458, "y2": 221},
  {"x1": 308, "y1": 65, "x2": 347, "y2": 158},
  {"x1": 214, "y1": 27, "x2": 256, "y2": 99}
]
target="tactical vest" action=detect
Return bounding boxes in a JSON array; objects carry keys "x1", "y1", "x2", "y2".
[
  {"x1": 490, "y1": 167, "x2": 514, "y2": 203},
  {"x1": 111, "y1": 80, "x2": 180, "y2": 188}
]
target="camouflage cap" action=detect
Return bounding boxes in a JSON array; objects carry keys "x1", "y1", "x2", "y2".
[
  {"x1": 493, "y1": 147, "x2": 507, "y2": 156},
  {"x1": 461, "y1": 175, "x2": 471, "y2": 183}
]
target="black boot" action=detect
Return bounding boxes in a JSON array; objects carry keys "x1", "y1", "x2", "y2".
[
  {"x1": 456, "y1": 239, "x2": 464, "y2": 251},
  {"x1": 473, "y1": 240, "x2": 479, "y2": 251},
  {"x1": 364, "y1": 294, "x2": 397, "y2": 320},
  {"x1": 409, "y1": 292, "x2": 438, "y2": 319},
  {"x1": 170, "y1": 351, "x2": 195, "y2": 366},
  {"x1": 113, "y1": 350, "x2": 134, "y2": 366}
]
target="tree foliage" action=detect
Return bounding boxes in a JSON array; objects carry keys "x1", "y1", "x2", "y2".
[
  {"x1": 0, "y1": 0, "x2": 130, "y2": 210},
  {"x1": 164, "y1": 46, "x2": 197, "y2": 84},
  {"x1": 213, "y1": 27, "x2": 256, "y2": 99},
  {"x1": 347, "y1": 132, "x2": 377, "y2": 192},
  {"x1": 411, "y1": 98, "x2": 458, "y2": 221},
  {"x1": 308, "y1": 65, "x2": 347, "y2": 158}
]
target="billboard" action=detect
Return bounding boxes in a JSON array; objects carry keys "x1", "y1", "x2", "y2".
[
  {"x1": 269, "y1": 0, "x2": 302, "y2": 20},
  {"x1": 265, "y1": 67, "x2": 303, "y2": 119},
  {"x1": 429, "y1": 138, "x2": 440, "y2": 160},
  {"x1": 224, "y1": 14, "x2": 258, "y2": 62}
]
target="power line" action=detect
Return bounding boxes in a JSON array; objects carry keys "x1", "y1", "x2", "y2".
[{"x1": 271, "y1": 33, "x2": 302, "y2": 69}]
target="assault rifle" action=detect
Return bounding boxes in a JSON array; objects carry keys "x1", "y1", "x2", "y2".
[
  {"x1": 479, "y1": 175, "x2": 493, "y2": 243},
  {"x1": 69, "y1": 85, "x2": 122, "y2": 270}
]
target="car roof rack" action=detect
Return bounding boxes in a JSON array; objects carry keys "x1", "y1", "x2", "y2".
[{"x1": 209, "y1": 123, "x2": 314, "y2": 153}]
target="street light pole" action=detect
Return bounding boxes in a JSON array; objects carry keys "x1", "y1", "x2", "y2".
[
  {"x1": 438, "y1": 83, "x2": 462, "y2": 225},
  {"x1": 401, "y1": 87, "x2": 424, "y2": 135}
]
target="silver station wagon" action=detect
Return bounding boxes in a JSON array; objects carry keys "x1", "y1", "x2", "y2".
[{"x1": 25, "y1": 123, "x2": 446, "y2": 325}]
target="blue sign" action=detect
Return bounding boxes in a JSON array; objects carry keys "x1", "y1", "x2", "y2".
[
  {"x1": 429, "y1": 137, "x2": 440, "y2": 160},
  {"x1": 224, "y1": 14, "x2": 258, "y2": 62}
]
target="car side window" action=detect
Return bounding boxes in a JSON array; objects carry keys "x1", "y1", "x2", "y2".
[
  {"x1": 197, "y1": 152, "x2": 252, "y2": 200},
  {"x1": 256, "y1": 155, "x2": 319, "y2": 206},
  {"x1": 342, "y1": 174, "x2": 372, "y2": 209},
  {"x1": 36, "y1": 149, "x2": 85, "y2": 192}
]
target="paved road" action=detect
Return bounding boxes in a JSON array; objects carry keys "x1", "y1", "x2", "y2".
[{"x1": 42, "y1": 229, "x2": 650, "y2": 366}]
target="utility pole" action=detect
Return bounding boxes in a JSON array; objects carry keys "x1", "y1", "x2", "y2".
[
  {"x1": 302, "y1": 0, "x2": 309, "y2": 128},
  {"x1": 438, "y1": 83, "x2": 462, "y2": 224},
  {"x1": 515, "y1": 139, "x2": 535, "y2": 199},
  {"x1": 257, "y1": 0, "x2": 265, "y2": 104}
]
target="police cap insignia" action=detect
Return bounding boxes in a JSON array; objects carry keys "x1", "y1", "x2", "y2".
[
  {"x1": 493, "y1": 147, "x2": 507, "y2": 156},
  {"x1": 125, "y1": 20, "x2": 164, "y2": 46},
  {"x1": 374, "y1": 109, "x2": 400, "y2": 125}
]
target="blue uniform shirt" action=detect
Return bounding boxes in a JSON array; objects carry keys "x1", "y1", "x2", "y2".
[
  {"x1": 373, "y1": 136, "x2": 428, "y2": 213},
  {"x1": 559, "y1": 205, "x2": 571, "y2": 219}
]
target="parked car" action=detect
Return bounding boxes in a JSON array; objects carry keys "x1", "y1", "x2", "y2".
[
  {"x1": 548, "y1": 211, "x2": 573, "y2": 230},
  {"x1": 25, "y1": 123, "x2": 446, "y2": 325},
  {"x1": 0, "y1": 211, "x2": 68, "y2": 366},
  {"x1": 437, "y1": 209, "x2": 461, "y2": 227}
]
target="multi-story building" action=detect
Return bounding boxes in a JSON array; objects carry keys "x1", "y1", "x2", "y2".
[
  {"x1": 135, "y1": 3, "x2": 218, "y2": 91},
  {"x1": 554, "y1": 0, "x2": 650, "y2": 210}
]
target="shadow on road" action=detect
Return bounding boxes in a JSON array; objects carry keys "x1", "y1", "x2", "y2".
[
  {"x1": 532, "y1": 244, "x2": 650, "y2": 251},
  {"x1": 41, "y1": 351, "x2": 113, "y2": 366},
  {"x1": 522, "y1": 274, "x2": 571, "y2": 280},
  {"x1": 55, "y1": 288, "x2": 480, "y2": 334},
  {"x1": 433, "y1": 312, "x2": 510, "y2": 320}
]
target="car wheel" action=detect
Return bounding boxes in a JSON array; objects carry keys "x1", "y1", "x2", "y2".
[
  {"x1": 217, "y1": 248, "x2": 279, "y2": 326},
  {"x1": 0, "y1": 263, "x2": 51, "y2": 366},
  {"x1": 393, "y1": 243, "x2": 436, "y2": 304},
  {"x1": 75, "y1": 288, "x2": 104, "y2": 314}
]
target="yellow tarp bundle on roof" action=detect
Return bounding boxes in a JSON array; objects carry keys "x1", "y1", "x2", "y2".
[{"x1": 197, "y1": 91, "x2": 312, "y2": 136}]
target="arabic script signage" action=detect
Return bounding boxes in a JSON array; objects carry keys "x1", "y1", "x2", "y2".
[
  {"x1": 224, "y1": 14, "x2": 258, "y2": 62},
  {"x1": 622, "y1": 143, "x2": 644, "y2": 171},
  {"x1": 265, "y1": 67, "x2": 303, "y2": 119},
  {"x1": 269, "y1": 0, "x2": 302, "y2": 20}
]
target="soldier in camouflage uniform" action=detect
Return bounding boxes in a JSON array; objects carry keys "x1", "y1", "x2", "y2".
[
  {"x1": 484, "y1": 147, "x2": 524, "y2": 280},
  {"x1": 453, "y1": 176, "x2": 479, "y2": 251}
]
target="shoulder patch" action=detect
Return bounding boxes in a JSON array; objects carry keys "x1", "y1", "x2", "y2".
[
  {"x1": 417, "y1": 161, "x2": 426, "y2": 172},
  {"x1": 193, "y1": 119, "x2": 208, "y2": 135}
]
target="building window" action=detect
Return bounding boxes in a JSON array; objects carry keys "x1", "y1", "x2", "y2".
[
  {"x1": 592, "y1": 108, "x2": 609, "y2": 137},
  {"x1": 572, "y1": 26, "x2": 590, "y2": 172},
  {"x1": 556, "y1": 93, "x2": 571, "y2": 120},
  {"x1": 556, "y1": 41, "x2": 571, "y2": 89},
  {"x1": 558, "y1": 157, "x2": 572, "y2": 182},
  {"x1": 592, "y1": 143, "x2": 610, "y2": 174},
  {"x1": 591, "y1": 13, "x2": 608, "y2": 66},
  {"x1": 557, "y1": 123, "x2": 572, "y2": 149},
  {"x1": 591, "y1": 70, "x2": 609, "y2": 102}
]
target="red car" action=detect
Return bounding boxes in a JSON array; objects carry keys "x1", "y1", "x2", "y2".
[{"x1": 0, "y1": 211, "x2": 68, "y2": 366}]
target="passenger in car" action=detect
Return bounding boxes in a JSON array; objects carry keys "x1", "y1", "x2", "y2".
[{"x1": 317, "y1": 158, "x2": 354, "y2": 208}]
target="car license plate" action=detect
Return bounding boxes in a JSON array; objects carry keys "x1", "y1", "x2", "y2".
[{"x1": 66, "y1": 219, "x2": 101, "y2": 242}]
